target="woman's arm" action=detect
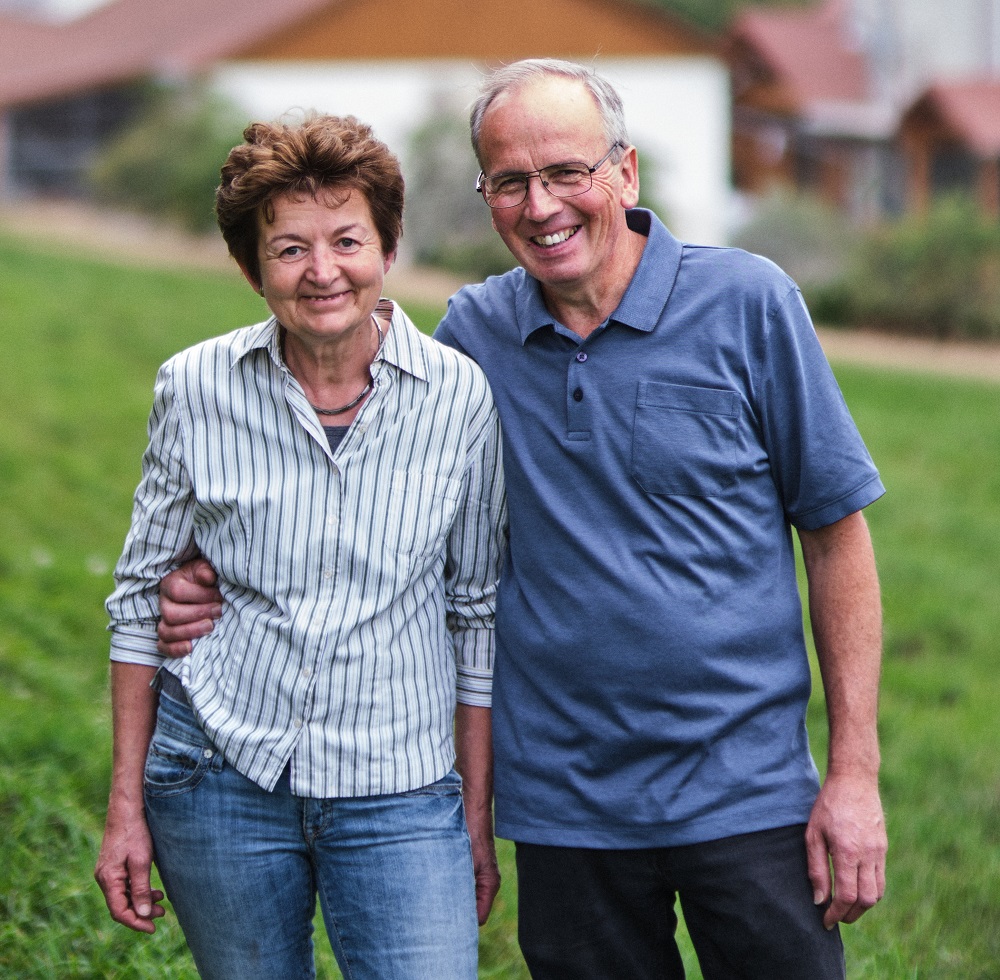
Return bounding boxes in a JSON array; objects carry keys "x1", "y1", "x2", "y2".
[
  {"x1": 455, "y1": 703, "x2": 500, "y2": 925},
  {"x1": 94, "y1": 662, "x2": 166, "y2": 933}
]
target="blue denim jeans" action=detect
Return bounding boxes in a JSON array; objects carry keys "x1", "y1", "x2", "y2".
[{"x1": 144, "y1": 684, "x2": 478, "y2": 980}]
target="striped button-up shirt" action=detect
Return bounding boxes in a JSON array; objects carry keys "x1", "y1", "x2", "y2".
[{"x1": 107, "y1": 301, "x2": 507, "y2": 798}]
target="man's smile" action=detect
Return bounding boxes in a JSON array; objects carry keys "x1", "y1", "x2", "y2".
[{"x1": 531, "y1": 226, "x2": 581, "y2": 248}]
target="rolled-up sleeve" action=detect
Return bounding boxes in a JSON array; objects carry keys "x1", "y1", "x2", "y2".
[
  {"x1": 106, "y1": 360, "x2": 197, "y2": 667},
  {"x1": 446, "y1": 390, "x2": 507, "y2": 708}
]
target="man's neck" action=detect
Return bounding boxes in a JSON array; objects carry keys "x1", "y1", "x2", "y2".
[{"x1": 540, "y1": 225, "x2": 647, "y2": 339}]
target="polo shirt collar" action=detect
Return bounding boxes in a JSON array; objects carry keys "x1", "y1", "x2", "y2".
[{"x1": 514, "y1": 208, "x2": 683, "y2": 344}]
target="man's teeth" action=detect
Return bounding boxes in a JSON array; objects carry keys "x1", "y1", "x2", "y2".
[{"x1": 533, "y1": 227, "x2": 578, "y2": 247}]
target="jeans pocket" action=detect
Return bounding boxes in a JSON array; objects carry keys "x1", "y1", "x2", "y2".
[
  {"x1": 144, "y1": 692, "x2": 222, "y2": 798},
  {"x1": 401, "y1": 767, "x2": 464, "y2": 799}
]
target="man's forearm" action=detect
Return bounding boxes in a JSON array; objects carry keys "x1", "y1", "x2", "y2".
[
  {"x1": 799, "y1": 510, "x2": 883, "y2": 775},
  {"x1": 799, "y1": 510, "x2": 887, "y2": 926}
]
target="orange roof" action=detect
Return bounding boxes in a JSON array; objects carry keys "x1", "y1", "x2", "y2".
[
  {"x1": 0, "y1": 0, "x2": 715, "y2": 109},
  {"x1": 904, "y1": 79, "x2": 1000, "y2": 157},
  {"x1": 729, "y1": 0, "x2": 868, "y2": 110}
]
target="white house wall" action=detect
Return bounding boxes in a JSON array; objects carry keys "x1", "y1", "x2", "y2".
[{"x1": 212, "y1": 56, "x2": 730, "y2": 249}]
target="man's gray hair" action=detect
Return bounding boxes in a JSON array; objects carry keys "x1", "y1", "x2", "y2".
[{"x1": 469, "y1": 59, "x2": 630, "y2": 168}]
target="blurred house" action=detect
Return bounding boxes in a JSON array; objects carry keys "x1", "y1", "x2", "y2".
[
  {"x1": 898, "y1": 79, "x2": 1000, "y2": 218},
  {"x1": 728, "y1": 0, "x2": 1000, "y2": 220},
  {"x1": 0, "y1": 0, "x2": 732, "y2": 245}
]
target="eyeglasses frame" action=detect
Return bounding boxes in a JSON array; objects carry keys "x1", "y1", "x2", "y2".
[{"x1": 475, "y1": 142, "x2": 624, "y2": 209}]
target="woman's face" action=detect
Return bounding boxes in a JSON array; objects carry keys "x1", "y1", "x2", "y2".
[{"x1": 250, "y1": 187, "x2": 393, "y2": 349}]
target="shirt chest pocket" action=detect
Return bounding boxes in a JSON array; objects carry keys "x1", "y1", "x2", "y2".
[
  {"x1": 385, "y1": 469, "x2": 462, "y2": 556},
  {"x1": 631, "y1": 382, "x2": 741, "y2": 497}
]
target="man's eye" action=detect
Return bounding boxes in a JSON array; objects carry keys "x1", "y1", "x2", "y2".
[
  {"x1": 546, "y1": 166, "x2": 587, "y2": 184},
  {"x1": 493, "y1": 176, "x2": 526, "y2": 194}
]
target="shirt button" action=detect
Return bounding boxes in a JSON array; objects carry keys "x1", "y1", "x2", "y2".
[
  {"x1": 575, "y1": 351, "x2": 588, "y2": 362},
  {"x1": 323, "y1": 568, "x2": 334, "y2": 579},
  {"x1": 293, "y1": 718, "x2": 303, "y2": 730},
  {"x1": 302, "y1": 666, "x2": 312, "y2": 679},
  {"x1": 573, "y1": 388, "x2": 584, "y2": 402},
  {"x1": 326, "y1": 515, "x2": 335, "y2": 527}
]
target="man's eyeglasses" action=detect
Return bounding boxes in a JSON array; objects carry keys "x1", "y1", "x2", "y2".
[{"x1": 476, "y1": 143, "x2": 623, "y2": 209}]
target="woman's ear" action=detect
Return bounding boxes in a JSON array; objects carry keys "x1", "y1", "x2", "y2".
[{"x1": 237, "y1": 262, "x2": 263, "y2": 296}]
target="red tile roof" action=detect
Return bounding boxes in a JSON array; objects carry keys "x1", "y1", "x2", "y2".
[
  {"x1": 0, "y1": 0, "x2": 336, "y2": 106},
  {"x1": 908, "y1": 79, "x2": 1000, "y2": 157},
  {"x1": 729, "y1": 0, "x2": 869, "y2": 109},
  {"x1": 0, "y1": 12, "x2": 63, "y2": 80}
]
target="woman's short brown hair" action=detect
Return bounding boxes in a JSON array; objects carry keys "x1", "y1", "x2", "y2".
[{"x1": 215, "y1": 114, "x2": 404, "y2": 286}]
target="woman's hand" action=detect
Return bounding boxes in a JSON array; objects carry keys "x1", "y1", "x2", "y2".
[{"x1": 95, "y1": 801, "x2": 166, "y2": 933}]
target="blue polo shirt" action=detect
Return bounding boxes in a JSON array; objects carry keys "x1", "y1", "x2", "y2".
[{"x1": 435, "y1": 210, "x2": 884, "y2": 848}]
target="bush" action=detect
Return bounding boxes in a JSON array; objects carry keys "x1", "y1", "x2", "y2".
[
  {"x1": 404, "y1": 110, "x2": 516, "y2": 281},
  {"x1": 87, "y1": 83, "x2": 247, "y2": 233},
  {"x1": 731, "y1": 189, "x2": 855, "y2": 290},
  {"x1": 839, "y1": 196, "x2": 1000, "y2": 340}
]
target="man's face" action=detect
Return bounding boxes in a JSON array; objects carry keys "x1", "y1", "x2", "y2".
[{"x1": 476, "y1": 76, "x2": 639, "y2": 295}]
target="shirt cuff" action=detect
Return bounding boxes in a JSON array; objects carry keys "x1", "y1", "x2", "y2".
[
  {"x1": 456, "y1": 665, "x2": 493, "y2": 708},
  {"x1": 109, "y1": 623, "x2": 166, "y2": 668}
]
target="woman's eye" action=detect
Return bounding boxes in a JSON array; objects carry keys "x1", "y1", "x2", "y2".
[
  {"x1": 338, "y1": 238, "x2": 359, "y2": 250},
  {"x1": 280, "y1": 245, "x2": 304, "y2": 258}
]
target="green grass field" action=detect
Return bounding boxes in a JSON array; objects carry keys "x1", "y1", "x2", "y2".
[{"x1": 1, "y1": 233, "x2": 998, "y2": 978}]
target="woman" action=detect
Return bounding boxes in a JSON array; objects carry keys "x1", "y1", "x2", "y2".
[{"x1": 94, "y1": 115, "x2": 506, "y2": 979}]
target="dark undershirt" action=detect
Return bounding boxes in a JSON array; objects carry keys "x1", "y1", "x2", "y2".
[{"x1": 323, "y1": 425, "x2": 350, "y2": 454}]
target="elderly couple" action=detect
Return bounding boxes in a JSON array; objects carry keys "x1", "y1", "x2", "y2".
[{"x1": 95, "y1": 58, "x2": 887, "y2": 980}]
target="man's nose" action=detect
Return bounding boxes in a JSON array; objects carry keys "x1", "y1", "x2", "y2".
[{"x1": 522, "y1": 173, "x2": 562, "y2": 219}]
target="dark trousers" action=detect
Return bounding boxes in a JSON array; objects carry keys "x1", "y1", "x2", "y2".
[{"x1": 515, "y1": 824, "x2": 845, "y2": 980}]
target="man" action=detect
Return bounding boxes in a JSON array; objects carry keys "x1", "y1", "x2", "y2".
[{"x1": 160, "y1": 60, "x2": 886, "y2": 978}]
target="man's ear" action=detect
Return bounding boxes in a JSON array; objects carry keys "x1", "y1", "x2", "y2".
[{"x1": 619, "y1": 145, "x2": 640, "y2": 210}]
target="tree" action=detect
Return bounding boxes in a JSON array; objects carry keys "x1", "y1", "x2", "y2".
[
  {"x1": 404, "y1": 108, "x2": 516, "y2": 281},
  {"x1": 638, "y1": 0, "x2": 812, "y2": 34},
  {"x1": 87, "y1": 82, "x2": 247, "y2": 233}
]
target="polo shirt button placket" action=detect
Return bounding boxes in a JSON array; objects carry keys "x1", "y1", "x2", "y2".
[{"x1": 574, "y1": 351, "x2": 589, "y2": 400}]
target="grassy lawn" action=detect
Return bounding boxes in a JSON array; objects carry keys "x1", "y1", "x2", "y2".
[{"x1": 1, "y1": 234, "x2": 998, "y2": 977}]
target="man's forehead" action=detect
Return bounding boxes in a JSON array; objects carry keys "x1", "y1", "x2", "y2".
[
  {"x1": 485, "y1": 75, "x2": 597, "y2": 125},
  {"x1": 479, "y1": 77, "x2": 605, "y2": 165}
]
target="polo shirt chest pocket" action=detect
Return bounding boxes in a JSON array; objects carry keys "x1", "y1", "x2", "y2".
[{"x1": 631, "y1": 382, "x2": 741, "y2": 497}]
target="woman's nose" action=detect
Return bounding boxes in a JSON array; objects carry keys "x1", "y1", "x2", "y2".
[{"x1": 306, "y1": 244, "x2": 339, "y2": 283}]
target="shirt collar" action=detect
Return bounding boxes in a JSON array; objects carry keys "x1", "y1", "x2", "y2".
[
  {"x1": 514, "y1": 208, "x2": 683, "y2": 344},
  {"x1": 229, "y1": 299, "x2": 429, "y2": 383}
]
